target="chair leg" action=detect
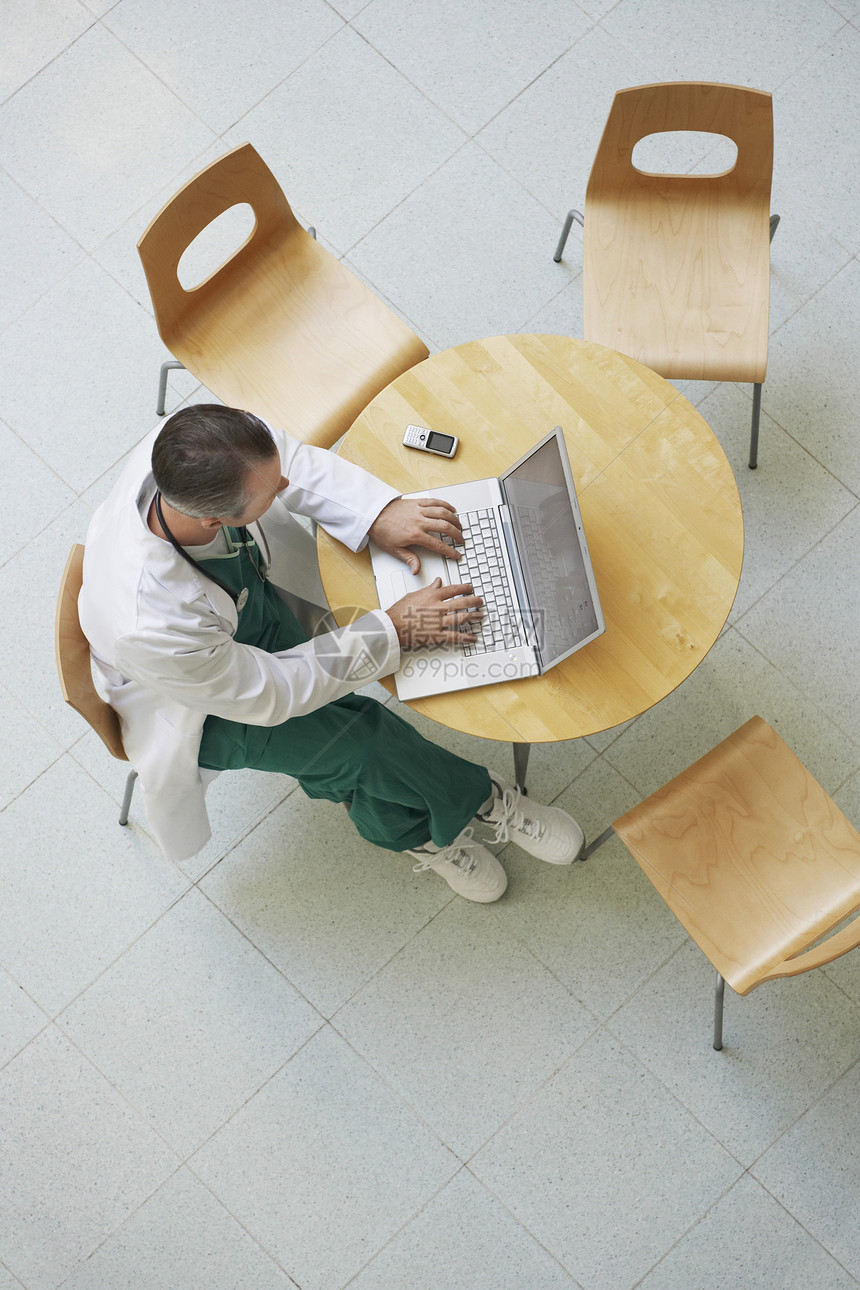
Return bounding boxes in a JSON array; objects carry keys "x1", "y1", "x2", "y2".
[
  {"x1": 747, "y1": 215, "x2": 779, "y2": 470},
  {"x1": 513, "y1": 742, "x2": 531, "y2": 793},
  {"x1": 713, "y1": 971, "x2": 726, "y2": 1050},
  {"x1": 156, "y1": 360, "x2": 185, "y2": 416},
  {"x1": 553, "y1": 209, "x2": 584, "y2": 263},
  {"x1": 119, "y1": 770, "x2": 138, "y2": 827},
  {"x1": 580, "y1": 824, "x2": 615, "y2": 860},
  {"x1": 748, "y1": 382, "x2": 763, "y2": 470}
]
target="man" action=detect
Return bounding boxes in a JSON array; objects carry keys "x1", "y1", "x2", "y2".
[{"x1": 79, "y1": 404, "x2": 585, "y2": 902}]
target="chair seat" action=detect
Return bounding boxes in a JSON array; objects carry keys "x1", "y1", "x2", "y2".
[
  {"x1": 613, "y1": 716, "x2": 860, "y2": 995},
  {"x1": 584, "y1": 188, "x2": 771, "y2": 383},
  {"x1": 169, "y1": 230, "x2": 427, "y2": 448}
]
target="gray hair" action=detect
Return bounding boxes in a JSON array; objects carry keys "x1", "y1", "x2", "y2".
[{"x1": 152, "y1": 405, "x2": 277, "y2": 518}]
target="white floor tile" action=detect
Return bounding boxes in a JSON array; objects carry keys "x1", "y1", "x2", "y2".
[
  {"x1": 223, "y1": 26, "x2": 465, "y2": 255},
  {"x1": 0, "y1": 1027, "x2": 177, "y2": 1290},
  {"x1": 0, "y1": 171, "x2": 84, "y2": 333},
  {"x1": 0, "y1": 0, "x2": 93, "y2": 101},
  {"x1": 0, "y1": 24, "x2": 215, "y2": 252},
  {"x1": 639, "y1": 1173, "x2": 859, "y2": 1290},
  {"x1": 0, "y1": 497, "x2": 111, "y2": 744},
  {"x1": 335, "y1": 898, "x2": 595, "y2": 1157},
  {"x1": 694, "y1": 384, "x2": 856, "y2": 620},
  {"x1": 386, "y1": 695, "x2": 597, "y2": 803},
  {"x1": 835, "y1": 768, "x2": 860, "y2": 831},
  {"x1": 761, "y1": 258, "x2": 860, "y2": 493},
  {"x1": 58, "y1": 1168, "x2": 297, "y2": 1289},
  {"x1": 472, "y1": 1030, "x2": 741, "y2": 1290},
  {"x1": 190, "y1": 1027, "x2": 457, "y2": 1290},
  {"x1": 0, "y1": 967, "x2": 48, "y2": 1068},
  {"x1": 766, "y1": 186, "x2": 853, "y2": 334},
  {"x1": 350, "y1": 1169, "x2": 582, "y2": 1289},
  {"x1": 752, "y1": 1059, "x2": 860, "y2": 1280},
  {"x1": 0, "y1": 683, "x2": 63, "y2": 812},
  {"x1": 823, "y1": 933, "x2": 860, "y2": 1005},
  {"x1": 495, "y1": 768, "x2": 688, "y2": 1020},
  {"x1": 609, "y1": 941, "x2": 860, "y2": 1166},
  {"x1": 774, "y1": 23, "x2": 860, "y2": 253},
  {"x1": 59, "y1": 889, "x2": 322, "y2": 1156},
  {"x1": 70, "y1": 729, "x2": 297, "y2": 881},
  {"x1": 602, "y1": 0, "x2": 845, "y2": 88},
  {"x1": 476, "y1": 25, "x2": 653, "y2": 220},
  {"x1": 0, "y1": 258, "x2": 178, "y2": 493},
  {"x1": 350, "y1": 144, "x2": 577, "y2": 351},
  {"x1": 103, "y1": 0, "x2": 343, "y2": 134},
  {"x1": 603, "y1": 628, "x2": 860, "y2": 801},
  {"x1": 736, "y1": 506, "x2": 860, "y2": 739},
  {"x1": 0, "y1": 420, "x2": 75, "y2": 564},
  {"x1": 0, "y1": 757, "x2": 186, "y2": 1015},
  {"x1": 354, "y1": 0, "x2": 593, "y2": 135},
  {"x1": 201, "y1": 789, "x2": 450, "y2": 1017}
]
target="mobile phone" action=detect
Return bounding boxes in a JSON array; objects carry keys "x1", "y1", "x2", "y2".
[{"x1": 402, "y1": 424, "x2": 459, "y2": 458}]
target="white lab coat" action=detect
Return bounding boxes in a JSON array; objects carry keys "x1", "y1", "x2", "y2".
[{"x1": 79, "y1": 421, "x2": 402, "y2": 862}]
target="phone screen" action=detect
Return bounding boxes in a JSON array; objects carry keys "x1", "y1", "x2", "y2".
[{"x1": 426, "y1": 431, "x2": 455, "y2": 454}]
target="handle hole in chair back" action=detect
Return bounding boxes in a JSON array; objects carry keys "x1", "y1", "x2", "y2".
[
  {"x1": 176, "y1": 201, "x2": 257, "y2": 292},
  {"x1": 138, "y1": 144, "x2": 301, "y2": 345},
  {"x1": 631, "y1": 132, "x2": 738, "y2": 176}
]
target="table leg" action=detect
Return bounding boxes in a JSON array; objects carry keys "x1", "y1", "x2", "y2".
[{"x1": 513, "y1": 742, "x2": 530, "y2": 793}]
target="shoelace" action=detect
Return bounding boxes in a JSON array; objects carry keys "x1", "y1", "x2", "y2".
[
  {"x1": 487, "y1": 787, "x2": 546, "y2": 847},
  {"x1": 411, "y1": 827, "x2": 478, "y2": 874}
]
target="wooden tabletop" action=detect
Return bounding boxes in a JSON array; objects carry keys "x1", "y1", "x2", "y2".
[{"x1": 317, "y1": 334, "x2": 744, "y2": 744}]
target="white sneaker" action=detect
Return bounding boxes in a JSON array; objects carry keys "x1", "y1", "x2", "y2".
[
  {"x1": 480, "y1": 779, "x2": 584, "y2": 865},
  {"x1": 408, "y1": 827, "x2": 508, "y2": 903}
]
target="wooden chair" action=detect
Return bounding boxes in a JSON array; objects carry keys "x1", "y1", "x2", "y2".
[
  {"x1": 55, "y1": 545, "x2": 137, "y2": 826},
  {"x1": 138, "y1": 142, "x2": 429, "y2": 447},
  {"x1": 583, "y1": 717, "x2": 860, "y2": 1050},
  {"x1": 553, "y1": 82, "x2": 780, "y2": 469}
]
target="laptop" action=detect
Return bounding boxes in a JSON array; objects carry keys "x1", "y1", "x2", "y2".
[{"x1": 369, "y1": 426, "x2": 604, "y2": 700}]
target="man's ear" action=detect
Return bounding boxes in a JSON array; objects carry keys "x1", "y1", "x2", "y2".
[{"x1": 199, "y1": 516, "x2": 225, "y2": 530}]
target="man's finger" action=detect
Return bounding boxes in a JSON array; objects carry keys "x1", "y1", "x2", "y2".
[
  {"x1": 421, "y1": 532, "x2": 463, "y2": 558},
  {"x1": 438, "y1": 581, "x2": 478, "y2": 601},
  {"x1": 419, "y1": 507, "x2": 464, "y2": 534},
  {"x1": 390, "y1": 546, "x2": 422, "y2": 574}
]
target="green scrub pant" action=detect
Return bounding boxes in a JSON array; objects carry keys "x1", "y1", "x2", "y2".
[{"x1": 196, "y1": 534, "x2": 492, "y2": 853}]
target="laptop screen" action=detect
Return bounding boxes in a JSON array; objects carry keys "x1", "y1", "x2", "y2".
[{"x1": 501, "y1": 430, "x2": 602, "y2": 669}]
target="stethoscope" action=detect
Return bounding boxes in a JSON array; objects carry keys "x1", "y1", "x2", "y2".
[{"x1": 154, "y1": 491, "x2": 271, "y2": 609}]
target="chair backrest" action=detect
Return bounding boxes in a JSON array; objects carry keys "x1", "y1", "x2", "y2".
[
  {"x1": 583, "y1": 82, "x2": 774, "y2": 383},
  {"x1": 137, "y1": 142, "x2": 303, "y2": 347},
  {"x1": 587, "y1": 81, "x2": 773, "y2": 204},
  {"x1": 55, "y1": 544, "x2": 128, "y2": 762}
]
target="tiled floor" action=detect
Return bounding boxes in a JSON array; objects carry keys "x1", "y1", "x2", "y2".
[{"x1": 2, "y1": 1, "x2": 860, "y2": 1287}]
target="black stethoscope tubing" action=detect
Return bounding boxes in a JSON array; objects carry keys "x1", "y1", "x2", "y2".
[{"x1": 153, "y1": 491, "x2": 270, "y2": 606}]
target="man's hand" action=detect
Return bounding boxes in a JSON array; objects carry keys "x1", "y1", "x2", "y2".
[
  {"x1": 386, "y1": 578, "x2": 483, "y2": 647},
  {"x1": 368, "y1": 497, "x2": 464, "y2": 574}
]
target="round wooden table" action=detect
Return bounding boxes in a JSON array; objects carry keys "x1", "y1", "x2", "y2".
[{"x1": 317, "y1": 335, "x2": 743, "y2": 755}]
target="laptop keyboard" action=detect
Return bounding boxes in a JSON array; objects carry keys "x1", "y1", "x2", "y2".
[{"x1": 441, "y1": 509, "x2": 525, "y2": 655}]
